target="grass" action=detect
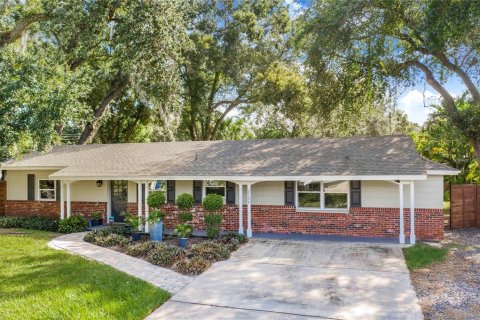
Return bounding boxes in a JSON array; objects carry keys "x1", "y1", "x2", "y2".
[
  {"x1": 0, "y1": 229, "x2": 170, "y2": 320},
  {"x1": 402, "y1": 243, "x2": 448, "y2": 270}
]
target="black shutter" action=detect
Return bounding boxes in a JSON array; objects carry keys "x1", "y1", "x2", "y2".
[
  {"x1": 167, "y1": 180, "x2": 175, "y2": 204},
  {"x1": 193, "y1": 180, "x2": 202, "y2": 204},
  {"x1": 284, "y1": 181, "x2": 295, "y2": 206},
  {"x1": 27, "y1": 174, "x2": 35, "y2": 201},
  {"x1": 136, "y1": 184, "x2": 146, "y2": 203},
  {"x1": 1, "y1": 170, "x2": 6, "y2": 181},
  {"x1": 56, "y1": 181, "x2": 61, "y2": 201},
  {"x1": 350, "y1": 181, "x2": 361, "y2": 207},
  {"x1": 226, "y1": 181, "x2": 236, "y2": 204}
]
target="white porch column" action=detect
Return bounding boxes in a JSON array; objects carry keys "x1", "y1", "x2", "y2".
[
  {"x1": 60, "y1": 182, "x2": 65, "y2": 220},
  {"x1": 246, "y1": 184, "x2": 252, "y2": 238},
  {"x1": 410, "y1": 180, "x2": 416, "y2": 244},
  {"x1": 399, "y1": 181, "x2": 405, "y2": 244},
  {"x1": 66, "y1": 182, "x2": 71, "y2": 218},
  {"x1": 144, "y1": 183, "x2": 150, "y2": 233},
  {"x1": 137, "y1": 182, "x2": 143, "y2": 232},
  {"x1": 238, "y1": 184, "x2": 244, "y2": 234}
]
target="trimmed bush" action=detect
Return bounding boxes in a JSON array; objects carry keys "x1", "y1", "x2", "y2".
[
  {"x1": 147, "y1": 192, "x2": 166, "y2": 209},
  {"x1": 204, "y1": 213, "x2": 223, "y2": 239},
  {"x1": 125, "y1": 241, "x2": 157, "y2": 257},
  {"x1": 202, "y1": 194, "x2": 224, "y2": 212},
  {"x1": 93, "y1": 234, "x2": 130, "y2": 247},
  {"x1": 0, "y1": 216, "x2": 58, "y2": 231},
  {"x1": 179, "y1": 212, "x2": 193, "y2": 223},
  {"x1": 176, "y1": 193, "x2": 194, "y2": 210},
  {"x1": 58, "y1": 215, "x2": 88, "y2": 233},
  {"x1": 147, "y1": 243, "x2": 185, "y2": 267},
  {"x1": 188, "y1": 241, "x2": 230, "y2": 262},
  {"x1": 173, "y1": 257, "x2": 210, "y2": 275},
  {"x1": 221, "y1": 232, "x2": 248, "y2": 244}
]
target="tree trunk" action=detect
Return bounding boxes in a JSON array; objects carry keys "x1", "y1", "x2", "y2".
[
  {"x1": 0, "y1": 13, "x2": 48, "y2": 48},
  {"x1": 470, "y1": 138, "x2": 480, "y2": 166},
  {"x1": 77, "y1": 76, "x2": 129, "y2": 145}
]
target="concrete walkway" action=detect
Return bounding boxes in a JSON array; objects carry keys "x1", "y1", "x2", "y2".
[
  {"x1": 48, "y1": 233, "x2": 193, "y2": 294},
  {"x1": 150, "y1": 239, "x2": 423, "y2": 320}
]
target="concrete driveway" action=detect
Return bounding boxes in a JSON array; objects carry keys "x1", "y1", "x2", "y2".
[{"x1": 149, "y1": 239, "x2": 423, "y2": 320}]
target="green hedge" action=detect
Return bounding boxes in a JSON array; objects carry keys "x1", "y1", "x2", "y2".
[
  {"x1": 0, "y1": 216, "x2": 59, "y2": 232},
  {"x1": 58, "y1": 215, "x2": 88, "y2": 233}
]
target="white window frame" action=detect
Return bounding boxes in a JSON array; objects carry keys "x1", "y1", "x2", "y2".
[
  {"x1": 203, "y1": 180, "x2": 226, "y2": 203},
  {"x1": 149, "y1": 180, "x2": 167, "y2": 193},
  {"x1": 38, "y1": 179, "x2": 56, "y2": 201},
  {"x1": 296, "y1": 181, "x2": 350, "y2": 211}
]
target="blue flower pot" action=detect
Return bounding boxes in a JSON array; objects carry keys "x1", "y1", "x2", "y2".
[
  {"x1": 150, "y1": 221, "x2": 163, "y2": 242},
  {"x1": 132, "y1": 233, "x2": 142, "y2": 241},
  {"x1": 178, "y1": 237, "x2": 188, "y2": 248}
]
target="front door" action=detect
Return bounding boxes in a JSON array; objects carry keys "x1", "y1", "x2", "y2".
[{"x1": 111, "y1": 180, "x2": 128, "y2": 222}]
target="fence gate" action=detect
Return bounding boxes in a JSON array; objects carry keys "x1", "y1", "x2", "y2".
[
  {"x1": 451, "y1": 184, "x2": 480, "y2": 228},
  {"x1": 0, "y1": 181, "x2": 6, "y2": 215}
]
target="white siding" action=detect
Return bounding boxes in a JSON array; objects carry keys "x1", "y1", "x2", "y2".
[
  {"x1": 362, "y1": 176, "x2": 443, "y2": 209},
  {"x1": 236, "y1": 181, "x2": 284, "y2": 205},
  {"x1": 70, "y1": 180, "x2": 107, "y2": 202},
  {"x1": 128, "y1": 181, "x2": 137, "y2": 203},
  {"x1": 176, "y1": 180, "x2": 193, "y2": 197}
]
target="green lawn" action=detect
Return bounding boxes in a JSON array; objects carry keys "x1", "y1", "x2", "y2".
[
  {"x1": 402, "y1": 243, "x2": 448, "y2": 270},
  {"x1": 0, "y1": 229, "x2": 170, "y2": 320}
]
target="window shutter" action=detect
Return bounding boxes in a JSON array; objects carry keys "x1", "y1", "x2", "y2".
[
  {"x1": 27, "y1": 174, "x2": 35, "y2": 201},
  {"x1": 193, "y1": 180, "x2": 202, "y2": 204},
  {"x1": 350, "y1": 181, "x2": 361, "y2": 207},
  {"x1": 1, "y1": 170, "x2": 6, "y2": 181},
  {"x1": 136, "y1": 184, "x2": 146, "y2": 203},
  {"x1": 226, "y1": 181, "x2": 236, "y2": 204},
  {"x1": 56, "y1": 181, "x2": 61, "y2": 201},
  {"x1": 284, "y1": 181, "x2": 295, "y2": 206},
  {"x1": 167, "y1": 180, "x2": 175, "y2": 204}
]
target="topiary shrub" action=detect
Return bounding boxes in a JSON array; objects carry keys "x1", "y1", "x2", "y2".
[
  {"x1": 173, "y1": 257, "x2": 211, "y2": 275},
  {"x1": 202, "y1": 194, "x2": 224, "y2": 212},
  {"x1": 176, "y1": 193, "x2": 194, "y2": 210},
  {"x1": 179, "y1": 212, "x2": 193, "y2": 222},
  {"x1": 58, "y1": 215, "x2": 87, "y2": 233},
  {"x1": 125, "y1": 241, "x2": 157, "y2": 257},
  {"x1": 188, "y1": 241, "x2": 230, "y2": 262},
  {"x1": 204, "y1": 213, "x2": 223, "y2": 239},
  {"x1": 147, "y1": 192, "x2": 166, "y2": 209},
  {"x1": 146, "y1": 243, "x2": 185, "y2": 267},
  {"x1": 93, "y1": 234, "x2": 129, "y2": 247}
]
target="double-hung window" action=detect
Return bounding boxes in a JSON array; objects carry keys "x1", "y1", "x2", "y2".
[
  {"x1": 38, "y1": 180, "x2": 56, "y2": 201},
  {"x1": 205, "y1": 180, "x2": 226, "y2": 197},
  {"x1": 297, "y1": 181, "x2": 349, "y2": 210}
]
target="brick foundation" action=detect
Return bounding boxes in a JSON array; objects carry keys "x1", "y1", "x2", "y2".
[
  {"x1": 5, "y1": 200, "x2": 107, "y2": 220},
  {"x1": 127, "y1": 203, "x2": 444, "y2": 241}
]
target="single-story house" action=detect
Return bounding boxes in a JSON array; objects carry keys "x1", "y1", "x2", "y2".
[{"x1": 0, "y1": 135, "x2": 458, "y2": 243}]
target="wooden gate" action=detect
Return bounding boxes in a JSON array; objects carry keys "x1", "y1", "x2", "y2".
[
  {"x1": 451, "y1": 184, "x2": 480, "y2": 228},
  {"x1": 0, "y1": 181, "x2": 6, "y2": 215}
]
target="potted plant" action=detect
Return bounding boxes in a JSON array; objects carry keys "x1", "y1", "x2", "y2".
[
  {"x1": 89, "y1": 211, "x2": 103, "y2": 227},
  {"x1": 176, "y1": 193, "x2": 194, "y2": 223},
  {"x1": 175, "y1": 223, "x2": 193, "y2": 248},
  {"x1": 147, "y1": 192, "x2": 166, "y2": 242},
  {"x1": 202, "y1": 193, "x2": 224, "y2": 239},
  {"x1": 121, "y1": 212, "x2": 142, "y2": 241}
]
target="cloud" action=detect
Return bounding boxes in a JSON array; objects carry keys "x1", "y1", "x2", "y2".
[
  {"x1": 398, "y1": 89, "x2": 440, "y2": 125},
  {"x1": 285, "y1": 0, "x2": 304, "y2": 17}
]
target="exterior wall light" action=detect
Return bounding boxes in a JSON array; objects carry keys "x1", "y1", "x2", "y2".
[{"x1": 96, "y1": 180, "x2": 103, "y2": 188}]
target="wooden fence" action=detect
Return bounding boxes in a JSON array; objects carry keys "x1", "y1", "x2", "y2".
[
  {"x1": 451, "y1": 184, "x2": 480, "y2": 228},
  {"x1": 0, "y1": 181, "x2": 5, "y2": 215}
]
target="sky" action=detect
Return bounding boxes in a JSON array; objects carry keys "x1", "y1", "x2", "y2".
[{"x1": 284, "y1": 0, "x2": 468, "y2": 126}]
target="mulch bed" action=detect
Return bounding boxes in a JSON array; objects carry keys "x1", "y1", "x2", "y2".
[{"x1": 410, "y1": 228, "x2": 480, "y2": 320}]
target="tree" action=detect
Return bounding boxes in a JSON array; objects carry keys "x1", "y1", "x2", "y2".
[
  {"x1": 178, "y1": 0, "x2": 301, "y2": 141},
  {"x1": 303, "y1": 0, "x2": 480, "y2": 164}
]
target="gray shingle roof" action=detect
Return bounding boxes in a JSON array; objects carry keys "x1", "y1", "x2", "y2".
[{"x1": 1, "y1": 135, "x2": 458, "y2": 179}]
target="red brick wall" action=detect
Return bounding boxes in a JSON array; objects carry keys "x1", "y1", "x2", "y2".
[
  {"x1": 5, "y1": 201, "x2": 107, "y2": 220},
  {"x1": 127, "y1": 203, "x2": 444, "y2": 241}
]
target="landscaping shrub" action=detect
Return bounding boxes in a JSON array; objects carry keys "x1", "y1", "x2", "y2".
[
  {"x1": 58, "y1": 215, "x2": 88, "y2": 233},
  {"x1": 202, "y1": 194, "x2": 224, "y2": 212},
  {"x1": 179, "y1": 212, "x2": 193, "y2": 223},
  {"x1": 173, "y1": 257, "x2": 210, "y2": 275},
  {"x1": 93, "y1": 234, "x2": 130, "y2": 247},
  {"x1": 216, "y1": 236, "x2": 240, "y2": 251},
  {"x1": 204, "y1": 213, "x2": 223, "y2": 239},
  {"x1": 104, "y1": 225, "x2": 134, "y2": 236},
  {"x1": 147, "y1": 243, "x2": 185, "y2": 267},
  {"x1": 188, "y1": 241, "x2": 230, "y2": 262},
  {"x1": 0, "y1": 216, "x2": 59, "y2": 231},
  {"x1": 176, "y1": 193, "x2": 194, "y2": 210},
  {"x1": 125, "y1": 241, "x2": 157, "y2": 257},
  {"x1": 147, "y1": 192, "x2": 166, "y2": 208}
]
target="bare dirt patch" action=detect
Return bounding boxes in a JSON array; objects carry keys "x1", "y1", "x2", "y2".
[{"x1": 410, "y1": 229, "x2": 480, "y2": 320}]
